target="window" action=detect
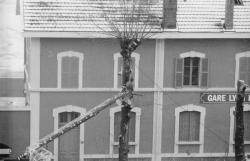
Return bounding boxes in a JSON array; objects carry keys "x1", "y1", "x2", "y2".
[
  {"x1": 110, "y1": 106, "x2": 141, "y2": 154},
  {"x1": 57, "y1": 51, "x2": 83, "y2": 88},
  {"x1": 175, "y1": 51, "x2": 208, "y2": 88},
  {"x1": 113, "y1": 53, "x2": 140, "y2": 89},
  {"x1": 235, "y1": 52, "x2": 250, "y2": 87},
  {"x1": 229, "y1": 105, "x2": 250, "y2": 153},
  {"x1": 175, "y1": 104, "x2": 205, "y2": 154}
]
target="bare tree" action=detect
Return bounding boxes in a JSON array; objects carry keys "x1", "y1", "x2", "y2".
[{"x1": 88, "y1": 1, "x2": 161, "y2": 161}]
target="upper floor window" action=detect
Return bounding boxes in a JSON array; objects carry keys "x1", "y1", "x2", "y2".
[
  {"x1": 235, "y1": 51, "x2": 250, "y2": 87},
  {"x1": 109, "y1": 106, "x2": 141, "y2": 155},
  {"x1": 175, "y1": 51, "x2": 208, "y2": 88},
  {"x1": 229, "y1": 105, "x2": 250, "y2": 153},
  {"x1": 113, "y1": 53, "x2": 140, "y2": 89},
  {"x1": 175, "y1": 104, "x2": 205, "y2": 154},
  {"x1": 57, "y1": 51, "x2": 84, "y2": 88}
]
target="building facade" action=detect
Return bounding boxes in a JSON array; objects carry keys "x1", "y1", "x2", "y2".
[
  {"x1": 23, "y1": 0, "x2": 250, "y2": 161},
  {"x1": 0, "y1": 0, "x2": 29, "y2": 158}
]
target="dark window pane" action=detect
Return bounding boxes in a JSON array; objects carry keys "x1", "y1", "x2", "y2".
[
  {"x1": 244, "y1": 111, "x2": 250, "y2": 141},
  {"x1": 184, "y1": 57, "x2": 191, "y2": 66},
  {"x1": 59, "y1": 112, "x2": 68, "y2": 123},
  {"x1": 192, "y1": 57, "x2": 200, "y2": 67},
  {"x1": 192, "y1": 76, "x2": 199, "y2": 85},
  {"x1": 192, "y1": 67, "x2": 199, "y2": 76},
  {"x1": 71, "y1": 112, "x2": 80, "y2": 121},
  {"x1": 183, "y1": 76, "x2": 190, "y2": 85},
  {"x1": 184, "y1": 67, "x2": 190, "y2": 76}
]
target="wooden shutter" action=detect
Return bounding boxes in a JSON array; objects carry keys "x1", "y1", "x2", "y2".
[
  {"x1": 200, "y1": 58, "x2": 209, "y2": 88},
  {"x1": 61, "y1": 57, "x2": 79, "y2": 88},
  {"x1": 244, "y1": 111, "x2": 250, "y2": 141},
  {"x1": 175, "y1": 58, "x2": 183, "y2": 88},
  {"x1": 179, "y1": 111, "x2": 190, "y2": 141},
  {"x1": 189, "y1": 111, "x2": 200, "y2": 141}
]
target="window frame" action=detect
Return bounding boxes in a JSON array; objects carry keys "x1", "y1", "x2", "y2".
[
  {"x1": 109, "y1": 106, "x2": 141, "y2": 155},
  {"x1": 179, "y1": 51, "x2": 206, "y2": 88},
  {"x1": 57, "y1": 51, "x2": 84, "y2": 89},
  {"x1": 235, "y1": 51, "x2": 250, "y2": 88},
  {"x1": 229, "y1": 105, "x2": 250, "y2": 153},
  {"x1": 113, "y1": 52, "x2": 140, "y2": 89},
  {"x1": 174, "y1": 104, "x2": 206, "y2": 153}
]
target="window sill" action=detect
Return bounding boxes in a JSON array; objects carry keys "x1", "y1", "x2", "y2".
[
  {"x1": 177, "y1": 141, "x2": 201, "y2": 145},
  {"x1": 113, "y1": 142, "x2": 137, "y2": 146}
]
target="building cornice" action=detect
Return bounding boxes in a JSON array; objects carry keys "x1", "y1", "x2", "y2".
[{"x1": 23, "y1": 31, "x2": 250, "y2": 39}]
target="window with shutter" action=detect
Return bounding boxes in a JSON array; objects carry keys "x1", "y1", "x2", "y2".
[{"x1": 175, "y1": 52, "x2": 208, "y2": 88}]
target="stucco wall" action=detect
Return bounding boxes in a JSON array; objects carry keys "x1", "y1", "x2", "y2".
[
  {"x1": 40, "y1": 92, "x2": 154, "y2": 154},
  {"x1": 40, "y1": 38, "x2": 155, "y2": 88},
  {"x1": 0, "y1": 111, "x2": 30, "y2": 158},
  {"x1": 164, "y1": 39, "x2": 250, "y2": 88},
  {"x1": 162, "y1": 92, "x2": 233, "y2": 153}
]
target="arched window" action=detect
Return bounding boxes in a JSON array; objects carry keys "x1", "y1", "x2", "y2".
[
  {"x1": 175, "y1": 104, "x2": 206, "y2": 153},
  {"x1": 53, "y1": 105, "x2": 86, "y2": 161},
  {"x1": 109, "y1": 106, "x2": 141, "y2": 154},
  {"x1": 235, "y1": 51, "x2": 250, "y2": 87},
  {"x1": 229, "y1": 105, "x2": 250, "y2": 153},
  {"x1": 57, "y1": 51, "x2": 84, "y2": 88},
  {"x1": 175, "y1": 51, "x2": 208, "y2": 88},
  {"x1": 113, "y1": 53, "x2": 140, "y2": 89}
]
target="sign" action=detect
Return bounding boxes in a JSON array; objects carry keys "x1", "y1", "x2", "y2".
[{"x1": 200, "y1": 93, "x2": 250, "y2": 103}]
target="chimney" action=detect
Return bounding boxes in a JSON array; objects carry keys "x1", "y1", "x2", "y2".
[
  {"x1": 224, "y1": 0, "x2": 234, "y2": 29},
  {"x1": 162, "y1": 0, "x2": 177, "y2": 29}
]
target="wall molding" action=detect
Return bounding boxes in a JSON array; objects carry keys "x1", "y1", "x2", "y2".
[
  {"x1": 23, "y1": 32, "x2": 250, "y2": 39},
  {"x1": 83, "y1": 154, "x2": 152, "y2": 158},
  {"x1": 28, "y1": 87, "x2": 243, "y2": 93},
  {"x1": 152, "y1": 39, "x2": 164, "y2": 161},
  {"x1": 179, "y1": 51, "x2": 205, "y2": 58}
]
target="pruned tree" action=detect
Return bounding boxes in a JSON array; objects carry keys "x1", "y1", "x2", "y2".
[{"x1": 87, "y1": 1, "x2": 162, "y2": 161}]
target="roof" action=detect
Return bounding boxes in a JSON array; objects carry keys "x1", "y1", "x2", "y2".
[{"x1": 23, "y1": 0, "x2": 250, "y2": 34}]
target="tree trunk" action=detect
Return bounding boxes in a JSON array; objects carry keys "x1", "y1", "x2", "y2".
[
  {"x1": 235, "y1": 80, "x2": 247, "y2": 161},
  {"x1": 119, "y1": 51, "x2": 132, "y2": 161}
]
